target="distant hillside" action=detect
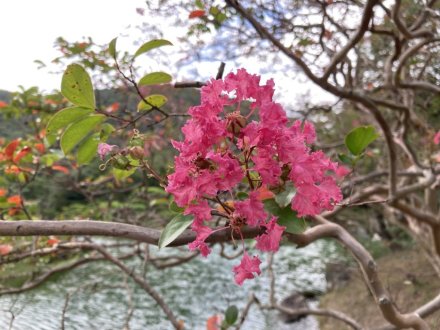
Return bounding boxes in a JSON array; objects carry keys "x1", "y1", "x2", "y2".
[
  {"x1": 0, "y1": 90, "x2": 10, "y2": 102},
  {"x1": 0, "y1": 86, "x2": 200, "y2": 139}
]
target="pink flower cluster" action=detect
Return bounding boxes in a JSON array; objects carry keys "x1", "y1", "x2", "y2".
[
  {"x1": 434, "y1": 131, "x2": 440, "y2": 145},
  {"x1": 166, "y1": 69, "x2": 343, "y2": 285}
]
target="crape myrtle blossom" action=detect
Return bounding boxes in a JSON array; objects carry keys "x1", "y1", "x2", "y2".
[
  {"x1": 166, "y1": 69, "x2": 343, "y2": 285},
  {"x1": 97, "y1": 143, "x2": 118, "y2": 160}
]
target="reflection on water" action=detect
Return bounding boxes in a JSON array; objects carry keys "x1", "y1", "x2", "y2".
[{"x1": 0, "y1": 240, "x2": 339, "y2": 330}]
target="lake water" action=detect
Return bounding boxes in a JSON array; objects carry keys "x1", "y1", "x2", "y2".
[{"x1": 0, "y1": 240, "x2": 340, "y2": 330}]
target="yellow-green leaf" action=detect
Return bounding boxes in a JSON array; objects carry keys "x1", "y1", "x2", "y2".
[
  {"x1": 137, "y1": 94, "x2": 168, "y2": 111},
  {"x1": 77, "y1": 133, "x2": 100, "y2": 165},
  {"x1": 138, "y1": 72, "x2": 172, "y2": 86},
  {"x1": 46, "y1": 107, "x2": 92, "y2": 135},
  {"x1": 60, "y1": 115, "x2": 105, "y2": 155},
  {"x1": 108, "y1": 37, "x2": 117, "y2": 59},
  {"x1": 61, "y1": 64, "x2": 95, "y2": 109},
  {"x1": 134, "y1": 39, "x2": 173, "y2": 58}
]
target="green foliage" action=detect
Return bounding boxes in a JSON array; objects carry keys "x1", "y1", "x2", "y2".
[
  {"x1": 138, "y1": 72, "x2": 172, "y2": 86},
  {"x1": 158, "y1": 214, "x2": 193, "y2": 249},
  {"x1": 108, "y1": 37, "x2": 117, "y2": 59},
  {"x1": 60, "y1": 114, "x2": 105, "y2": 154},
  {"x1": 137, "y1": 94, "x2": 168, "y2": 111},
  {"x1": 169, "y1": 200, "x2": 185, "y2": 214},
  {"x1": 61, "y1": 64, "x2": 96, "y2": 109},
  {"x1": 345, "y1": 125, "x2": 379, "y2": 156},
  {"x1": 133, "y1": 39, "x2": 173, "y2": 58},
  {"x1": 264, "y1": 199, "x2": 307, "y2": 234},
  {"x1": 77, "y1": 133, "x2": 100, "y2": 165},
  {"x1": 223, "y1": 305, "x2": 238, "y2": 327},
  {"x1": 46, "y1": 107, "x2": 92, "y2": 136},
  {"x1": 274, "y1": 183, "x2": 296, "y2": 208}
]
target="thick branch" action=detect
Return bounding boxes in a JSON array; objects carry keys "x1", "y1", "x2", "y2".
[{"x1": 0, "y1": 220, "x2": 263, "y2": 246}]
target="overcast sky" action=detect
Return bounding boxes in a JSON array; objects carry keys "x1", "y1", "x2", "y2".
[
  {"x1": 0, "y1": 0, "x2": 145, "y2": 92},
  {"x1": 0, "y1": 1, "x2": 335, "y2": 107}
]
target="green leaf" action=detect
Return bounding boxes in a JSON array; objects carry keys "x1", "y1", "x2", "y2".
[
  {"x1": 274, "y1": 183, "x2": 296, "y2": 208},
  {"x1": 100, "y1": 123, "x2": 115, "y2": 141},
  {"x1": 149, "y1": 198, "x2": 169, "y2": 207},
  {"x1": 112, "y1": 167, "x2": 136, "y2": 181},
  {"x1": 138, "y1": 72, "x2": 172, "y2": 86},
  {"x1": 209, "y1": 6, "x2": 220, "y2": 15},
  {"x1": 216, "y1": 12, "x2": 227, "y2": 24},
  {"x1": 264, "y1": 199, "x2": 306, "y2": 234},
  {"x1": 108, "y1": 37, "x2": 117, "y2": 59},
  {"x1": 60, "y1": 115, "x2": 105, "y2": 154},
  {"x1": 137, "y1": 94, "x2": 168, "y2": 111},
  {"x1": 298, "y1": 38, "x2": 314, "y2": 46},
  {"x1": 61, "y1": 64, "x2": 95, "y2": 109},
  {"x1": 169, "y1": 200, "x2": 185, "y2": 214},
  {"x1": 345, "y1": 125, "x2": 379, "y2": 156},
  {"x1": 236, "y1": 191, "x2": 249, "y2": 201},
  {"x1": 46, "y1": 107, "x2": 92, "y2": 135},
  {"x1": 40, "y1": 153, "x2": 61, "y2": 167},
  {"x1": 147, "y1": 186, "x2": 168, "y2": 196},
  {"x1": 134, "y1": 39, "x2": 173, "y2": 58},
  {"x1": 158, "y1": 214, "x2": 193, "y2": 249},
  {"x1": 338, "y1": 153, "x2": 353, "y2": 166},
  {"x1": 195, "y1": 0, "x2": 204, "y2": 9},
  {"x1": 45, "y1": 134, "x2": 58, "y2": 146},
  {"x1": 77, "y1": 133, "x2": 99, "y2": 165},
  {"x1": 225, "y1": 305, "x2": 238, "y2": 325}
]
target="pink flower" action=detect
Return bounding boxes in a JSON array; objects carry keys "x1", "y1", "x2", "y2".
[
  {"x1": 207, "y1": 152, "x2": 244, "y2": 191},
  {"x1": 292, "y1": 177, "x2": 342, "y2": 217},
  {"x1": 260, "y1": 102, "x2": 287, "y2": 127},
  {"x1": 234, "y1": 191, "x2": 268, "y2": 227},
  {"x1": 188, "y1": 222, "x2": 213, "y2": 257},
  {"x1": 335, "y1": 165, "x2": 351, "y2": 178},
  {"x1": 434, "y1": 131, "x2": 440, "y2": 145},
  {"x1": 252, "y1": 150, "x2": 281, "y2": 185},
  {"x1": 224, "y1": 68, "x2": 261, "y2": 101},
  {"x1": 165, "y1": 68, "x2": 344, "y2": 284},
  {"x1": 233, "y1": 252, "x2": 262, "y2": 285},
  {"x1": 185, "y1": 199, "x2": 212, "y2": 224},
  {"x1": 255, "y1": 216, "x2": 286, "y2": 252},
  {"x1": 97, "y1": 143, "x2": 117, "y2": 160}
]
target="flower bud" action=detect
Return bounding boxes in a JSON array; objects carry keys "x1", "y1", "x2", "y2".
[
  {"x1": 226, "y1": 112, "x2": 247, "y2": 135},
  {"x1": 129, "y1": 146, "x2": 145, "y2": 160}
]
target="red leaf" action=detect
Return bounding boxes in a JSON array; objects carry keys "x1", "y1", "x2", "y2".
[
  {"x1": 13, "y1": 146, "x2": 32, "y2": 163},
  {"x1": 35, "y1": 143, "x2": 45, "y2": 154},
  {"x1": 256, "y1": 186, "x2": 275, "y2": 200},
  {"x1": 206, "y1": 315, "x2": 220, "y2": 330},
  {"x1": 189, "y1": 10, "x2": 205, "y2": 18},
  {"x1": 106, "y1": 102, "x2": 120, "y2": 113},
  {"x1": 7, "y1": 195, "x2": 22, "y2": 206},
  {"x1": 52, "y1": 165, "x2": 70, "y2": 174},
  {"x1": 8, "y1": 207, "x2": 20, "y2": 216},
  {"x1": 47, "y1": 236, "x2": 60, "y2": 247},
  {"x1": 0, "y1": 244, "x2": 12, "y2": 256},
  {"x1": 5, "y1": 140, "x2": 20, "y2": 159}
]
